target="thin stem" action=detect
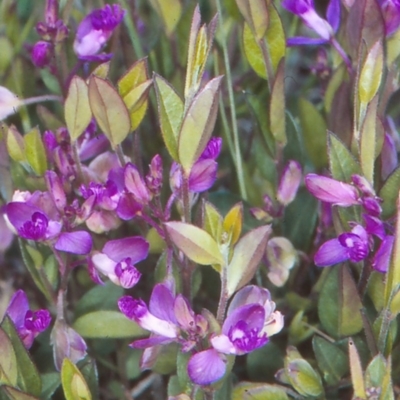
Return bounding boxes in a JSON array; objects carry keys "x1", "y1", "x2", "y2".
[
  {"x1": 377, "y1": 307, "x2": 392, "y2": 354},
  {"x1": 216, "y1": 270, "x2": 228, "y2": 325},
  {"x1": 181, "y1": 169, "x2": 191, "y2": 223},
  {"x1": 357, "y1": 260, "x2": 371, "y2": 299},
  {"x1": 21, "y1": 94, "x2": 63, "y2": 106},
  {"x1": 331, "y1": 38, "x2": 353, "y2": 75},
  {"x1": 214, "y1": 0, "x2": 247, "y2": 200},
  {"x1": 120, "y1": 0, "x2": 145, "y2": 59},
  {"x1": 115, "y1": 144, "x2": 127, "y2": 167}
]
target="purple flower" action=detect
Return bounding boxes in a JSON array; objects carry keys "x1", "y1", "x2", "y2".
[
  {"x1": 379, "y1": 0, "x2": 400, "y2": 36},
  {"x1": 277, "y1": 160, "x2": 302, "y2": 206},
  {"x1": 125, "y1": 163, "x2": 151, "y2": 204},
  {"x1": 372, "y1": 235, "x2": 394, "y2": 273},
  {"x1": 188, "y1": 286, "x2": 283, "y2": 385},
  {"x1": 381, "y1": 133, "x2": 398, "y2": 180},
  {"x1": 282, "y1": 0, "x2": 339, "y2": 45},
  {"x1": 305, "y1": 174, "x2": 359, "y2": 206},
  {"x1": 73, "y1": 4, "x2": 125, "y2": 60},
  {"x1": 145, "y1": 154, "x2": 163, "y2": 195},
  {"x1": 170, "y1": 137, "x2": 221, "y2": 194},
  {"x1": 118, "y1": 283, "x2": 208, "y2": 350},
  {"x1": 6, "y1": 198, "x2": 92, "y2": 255},
  {"x1": 5, "y1": 290, "x2": 51, "y2": 349},
  {"x1": 91, "y1": 236, "x2": 148, "y2": 288},
  {"x1": 31, "y1": 41, "x2": 52, "y2": 68},
  {"x1": 314, "y1": 224, "x2": 369, "y2": 267}
]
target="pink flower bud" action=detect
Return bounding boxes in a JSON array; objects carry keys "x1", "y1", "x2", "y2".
[
  {"x1": 305, "y1": 174, "x2": 359, "y2": 206},
  {"x1": 31, "y1": 41, "x2": 52, "y2": 68},
  {"x1": 277, "y1": 160, "x2": 302, "y2": 206}
]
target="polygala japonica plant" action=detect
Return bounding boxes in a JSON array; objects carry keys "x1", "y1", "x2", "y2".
[{"x1": 1, "y1": 0, "x2": 400, "y2": 399}]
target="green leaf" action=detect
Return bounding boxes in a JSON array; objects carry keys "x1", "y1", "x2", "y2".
[
  {"x1": 358, "y1": 40, "x2": 383, "y2": 108},
  {"x1": 74, "y1": 281, "x2": 124, "y2": 318},
  {"x1": 360, "y1": 96, "x2": 378, "y2": 184},
  {"x1": 202, "y1": 201, "x2": 223, "y2": 242},
  {"x1": 80, "y1": 359, "x2": 99, "y2": 400},
  {"x1": 318, "y1": 265, "x2": 363, "y2": 338},
  {"x1": 61, "y1": 358, "x2": 92, "y2": 400},
  {"x1": 24, "y1": 127, "x2": 47, "y2": 175},
  {"x1": 165, "y1": 222, "x2": 224, "y2": 266},
  {"x1": 269, "y1": 59, "x2": 286, "y2": 145},
  {"x1": 1, "y1": 317, "x2": 41, "y2": 396},
  {"x1": 348, "y1": 339, "x2": 366, "y2": 399},
  {"x1": 283, "y1": 188, "x2": 318, "y2": 251},
  {"x1": 6, "y1": 125, "x2": 25, "y2": 162},
  {"x1": 312, "y1": 336, "x2": 348, "y2": 385},
  {"x1": 73, "y1": 311, "x2": 146, "y2": 339},
  {"x1": 299, "y1": 98, "x2": 327, "y2": 169},
  {"x1": 18, "y1": 240, "x2": 49, "y2": 301},
  {"x1": 365, "y1": 354, "x2": 386, "y2": 390},
  {"x1": 242, "y1": 4, "x2": 285, "y2": 79},
  {"x1": 88, "y1": 76, "x2": 131, "y2": 148},
  {"x1": 247, "y1": 343, "x2": 284, "y2": 382},
  {"x1": 0, "y1": 386, "x2": 39, "y2": 399},
  {"x1": 232, "y1": 382, "x2": 288, "y2": 400},
  {"x1": 328, "y1": 132, "x2": 361, "y2": 182},
  {"x1": 379, "y1": 166, "x2": 400, "y2": 219},
  {"x1": 286, "y1": 359, "x2": 323, "y2": 398},
  {"x1": 149, "y1": 0, "x2": 182, "y2": 36},
  {"x1": 64, "y1": 76, "x2": 92, "y2": 142},
  {"x1": 154, "y1": 74, "x2": 183, "y2": 161},
  {"x1": 178, "y1": 76, "x2": 223, "y2": 174},
  {"x1": 118, "y1": 58, "x2": 149, "y2": 97},
  {"x1": 235, "y1": 0, "x2": 269, "y2": 40},
  {"x1": 91, "y1": 61, "x2": 110, "y2": 79},
  {"x1": 40, "y1": 372, "x2": 60, "y2": 400},
  {"x1": 0, "y1": 327, "x2": 18, "y2": 387},
  {"x1": 226, "y1": 225, "x2": 271, "y2": 297},
  {"x1": 184, "y1": 6, "x2": 217, "y2": 99}
]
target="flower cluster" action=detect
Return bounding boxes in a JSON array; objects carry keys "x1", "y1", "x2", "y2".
[
  {"x1": 119, "y1": 283, "x2": 283, "y2": 385},
  {"x1": 4, "y1": 290, "x2": 51, "y2": 349},
  {"x1": 306, "y1": 174, "x2": 394, "y2": 272}
]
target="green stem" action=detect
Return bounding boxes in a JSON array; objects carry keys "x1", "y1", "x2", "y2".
[
  {"x1": 181, "y1": 169, "x2": 191, "y2": 223},
  {"x1": 120, "y1": 0, "x2": 145, "y2": 59},
  {"x1": 214, "y1": 0, "x2": 247, "y2": 201},
  {"x1": 216, "y1": 269, "x2": 228, "y2": 325}
]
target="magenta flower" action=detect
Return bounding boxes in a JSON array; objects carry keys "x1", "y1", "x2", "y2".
[
  {"x1": 91, "y1": 236, "x2": 148, "y2": 288},
  {"x1": 73, "y1": 4, "x2": 125, "y2": 61},
  {"x1": 6, "y1": 196, "x2": 92, "y2": 255},
  {"x1": 118, "y1": 283, "x2": 208, "y2": 350},
  {"x1": 282, "y1": 0, "x2": 340, "y2": 45},
  {"x1": 379, "y1": 0, "x2": 400, "y2": 36},
  {"x1": 5, "y1": 290, "x2": 51, "y2": 349},
  {"x1": 314, "y1": 224, "x2": 369, "y2": 267},
  {"x1": 305, "y1": 174, "x2": 359, "y2": 206},
  {"x1": 372, "y1": 235, "x2": 395, "y2": 273},
  {"x1": 31, "y1": 41, "x2": 52, "y2": 68},
  {"x1": 188, "y1": 286, "x2": 284, "y2": 385},
  {"x1": 170, "y1": 137, "x2": 222, "y2": 194}
]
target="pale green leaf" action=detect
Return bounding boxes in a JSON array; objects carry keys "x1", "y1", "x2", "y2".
[
  {"x1": 178, "y1": 76, "x2": 223, "y2": 174},
  {"x1": 235, "y1": 0, "x2": 269, "y2": 41},
  {"x1": 88, "y1": 76, "x2": 131, "y2": 148},
  {"x1": 348, "y1": 339, "x2": 366, "y2": 399},
  {"x1": 65, "y1": 76, "x2": 92, "y2": 142},
  {"x1": 154, "y1": 74, "x2": 183, "y2": 161},
  {"x1": 226, "y1": 225, "x2": 271, "y2": 297},
  {"x1": 73, "y1": 311, "x2": 146, "y2": 339},
  {"x1": 24, "y1": 127, "x2": 47, "y2": 175},
  {"x1": 117, "y1": 58, "x2": 149, "y2": 98},
  {"x1": 0, "y1": 327, "x2": 18, "y2": 386},
  {"x1": 269, "y1": 59, "x2": 286, "y2": 145},
  {"x1": 149, "y1": 0, "x2": 182, "y2": 36},
  {"x1": 358, "y1": 40, "x2": 383, "y2": 107},
  {"x1": 165, "y1": 221, "x2": 224, "y2": 266},
  {"x1": 61, "y1": 358, "x2": 92, "y2": 400},
  {"x1": 6, "y1": 125, "x2": 25, "y2": 162},
  {"x1": 233, "y1": 382, "x2": 288, "y2": 400}
]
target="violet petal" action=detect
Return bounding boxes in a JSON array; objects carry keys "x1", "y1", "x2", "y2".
[
  {"x1": 102, "y1": 236, "x2": 149, "y2": 263},
  {"x1": 314, "y1": 238, "x2": 349, "y2": 266},
  {"x1": 55, "y1": 231, "x2": 93, "y2": 254},
  {"x1": 187, "y1": 349, "x2": 227, "y2": 386}
]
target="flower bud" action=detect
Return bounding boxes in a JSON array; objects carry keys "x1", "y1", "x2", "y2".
[
  {"x1": 277, "y1": 160, "x2": 302, "y2": 206},
  {"x1": 31, "y1": 41, "x2": 52, "y2": 68}
]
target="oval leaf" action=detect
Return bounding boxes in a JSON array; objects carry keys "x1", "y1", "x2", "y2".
[
  {"x1": 348, "y1": 339, "x2": 366, "y2": 399},
  {"x1": 24, "y1": 127, "x2": 47, "y2": 176},
  {"x1": 269, "y1": 59, "x2": 286, "y2": 145},
  {"x1": 61, "y1": 358, "x2": 92, "y2": 400},
  {"x1": 73, "y1": 311, "x2": 146, "y2": 339},
  {"x1": 65, "y1": 76, "x2": 92, "y2": 142},
  {"x1": 178, "y1": 76, "x2": 223, "y2": 174},
  {"x1": 165, "y1": 221, "x2": 224, "y2": 266},
  {"x1": 226, "y1": 225, "x2": 271, "y2": 297},
  {"x1": 88, "y1": 76, "x2": 131, "y2": 148},
  {"x1": 0, "y1": 327, "x2": 18, "y2": 386},
  {"x1": 154, "y1": 74, "x2": 183, "y2": 161}
]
